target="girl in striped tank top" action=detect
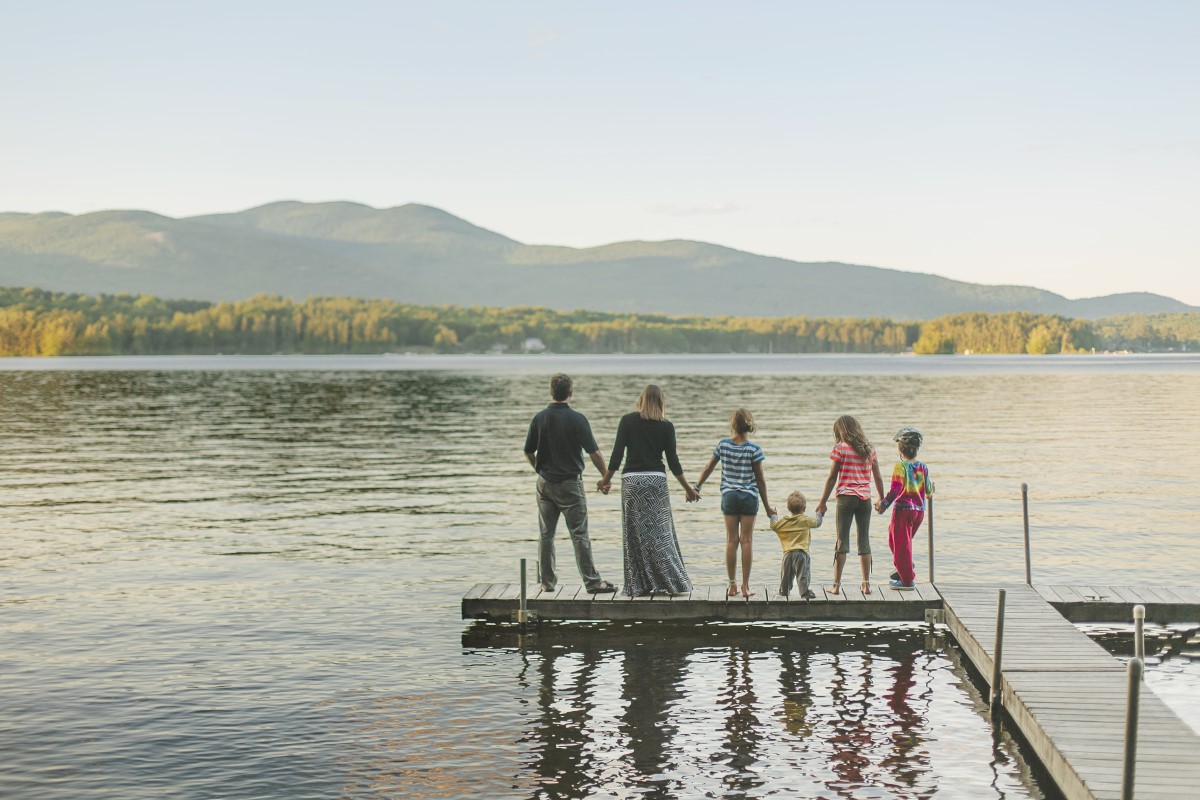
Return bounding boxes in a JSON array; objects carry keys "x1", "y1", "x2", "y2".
[
  {"x1": 694, "y1": 408, "x2": 776, "y2": 598},
  {"x1": 815, "y1": 415, "x2": 885, "y2": 595}
]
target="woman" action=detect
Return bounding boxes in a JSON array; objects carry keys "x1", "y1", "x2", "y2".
[{"x1": 599, "y1": 384, "x2": 699, "y2": 596}]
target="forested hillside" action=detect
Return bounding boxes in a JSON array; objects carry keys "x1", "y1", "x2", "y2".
[{"x1": 0, "y1": 287, "x2": 1194, "y2": 357}]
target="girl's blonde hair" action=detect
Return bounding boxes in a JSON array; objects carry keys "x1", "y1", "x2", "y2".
[
  {"x1": 730, "y1": 408, "x2": 755, "y2": 435},
  {"x1": 833, "y1": 415, "x2": 873, "y2": 461},
  {"x1": 637, "y1": 384, "x2": 666, "y2": 421}
]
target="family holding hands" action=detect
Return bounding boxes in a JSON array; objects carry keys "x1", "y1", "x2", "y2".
[{"x1": 524, "y1": 374, "x2": 931, "y2": 601}]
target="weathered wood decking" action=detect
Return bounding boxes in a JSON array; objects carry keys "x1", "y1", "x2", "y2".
[
  {"x1": 461, "y1": 581, "x2": 1200, "y2": 624},
  {"x1": 462, "y1": 581, "x2": 1200, "y2": 800},
  {"x1": 940, "y1": 584, "x2": 1200, "y2": 800},
  {"x1": 462, "y1": 581, "x2": 942, "y2": 621}
]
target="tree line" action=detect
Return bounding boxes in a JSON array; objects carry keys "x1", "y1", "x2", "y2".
[{"x1": 0, "y1": 287, "x2": 1194, "y2": 356}]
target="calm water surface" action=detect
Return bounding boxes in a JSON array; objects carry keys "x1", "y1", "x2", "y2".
[{"x1": 2, "y1": 356, "x2": 1198, "y2": 799}]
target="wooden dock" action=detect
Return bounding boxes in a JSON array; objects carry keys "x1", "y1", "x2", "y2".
[
  {"x1": 462, "y1": 581, "x2": 1200, "y2": 625},
  {"x1": 462, "y1": 581, "x2": 1200, "y2": 799},
  {"x1": 462, "y1": 581, "x2": 942, "y2": 622},
  {"x1": 940, "y1": 584, "x2": 1200, "y2": 800}
]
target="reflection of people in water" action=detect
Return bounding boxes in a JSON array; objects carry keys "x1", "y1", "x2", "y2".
[
  {"x1": 824, "y1": 644, "x2": 934, "y2": 797},
  {"x1": 718, "y1": 646, "x2": 764, "y2": 796},
  {"x1": 473, "y1": 625, "x2": 939, "y2": 798},
  {"x1": 777, "y1": 649, "x2": 814, "y2": 739},
  {"x1": 881, "y1": 651, "x2": 928, "y2": 787},
  {"x1": 523, "y1": 644, "x2": 606, "y2": 798},
  {"x1": 619, "y1": 644, "x2": 691, "y2": 797},
  {"x1": 826, "y1": 652, "x2": 877, "y2": 792}
]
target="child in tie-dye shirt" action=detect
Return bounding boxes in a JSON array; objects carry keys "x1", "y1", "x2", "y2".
[{"x1": 876, "y1": 428, "x2": 931, "y2": 589}]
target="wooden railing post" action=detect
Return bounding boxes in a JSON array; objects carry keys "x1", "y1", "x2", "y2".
[
  {"x1": 1122, "y1": 657, "x2": 1144, "y2": 800},
  {"x1": 926, "y1": 489, "x2": 935, "y2": 585},
  {"x1": 518, "y1": 558, "x2": 529, "y2": 626},
  {"x1": 990, "y1": 589, "x2": 1006, "y2": 713},
  {"x1": 1022, "y1": 483, "x2": 1032, "y2": 586},
  {"x1": 1133, "y1": 605, "x2": 1145, "y2": 680}
]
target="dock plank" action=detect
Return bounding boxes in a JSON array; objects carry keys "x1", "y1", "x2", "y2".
[
  {"x1": 1144, "y1": 586, "x2": 1187, "y2": 604},
  {"x1": 463, "y1": 583, "x2": 489, "y2": 601},
  {"x1": 912, "y1": 583, "x2": 941, "y2": 603},
  {"x1": 480, "y1": 583, "x2": 508, "y2": 600},
  {"x1": 1049, "y1": 584, "x2": 1086, "y2": 604},
  {"x1": 1166, "y1": 585, "x2": 1200, "y2": 604},
  {"x1": 1034, "y1": 584, "x2": 1063, "y2": 603}
]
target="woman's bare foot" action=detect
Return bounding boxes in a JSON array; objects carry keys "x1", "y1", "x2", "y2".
[
  {"x1": 727, "y1": 582, "x2": 739, "y2": 597},
  {"x1": 741, "y1": 585, "x2": 756, "y2": 598},
  {"x1": 861, "y1": 581, "x2": 872, "y2": 594},
  {"x1": 828, "y1": 583, "x2": 841, "y2": 595}
]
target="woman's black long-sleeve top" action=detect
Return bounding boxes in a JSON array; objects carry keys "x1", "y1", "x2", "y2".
[{"x1": 607, "y1": 412, "x2": 683, "y2": 476}]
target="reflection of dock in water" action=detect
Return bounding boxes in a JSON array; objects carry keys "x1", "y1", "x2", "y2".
[
  {"x1": 463, "y1": 582, "x2": 1200, "y2": 799},
  {"x1": 462, "y1": 624, "x2": 948, "y2": 798}
]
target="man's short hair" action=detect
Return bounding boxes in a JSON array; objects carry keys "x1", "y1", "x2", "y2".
[{"x1": 550, "y1": 374, "x2": 573, "y2": 401}]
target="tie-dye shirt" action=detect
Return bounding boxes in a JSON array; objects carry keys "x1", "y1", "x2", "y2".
[{"x1": 881, "y1": 460, "x2": 930, "y2": 511}]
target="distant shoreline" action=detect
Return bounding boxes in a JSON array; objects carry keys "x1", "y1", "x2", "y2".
[{"x1": 3, "y1": 352, "x2": 1198, "y2": 375}]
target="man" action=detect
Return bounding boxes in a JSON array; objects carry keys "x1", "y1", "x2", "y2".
[{"x1": 523, "y1": 373, "x2": 617, "y2": 593}]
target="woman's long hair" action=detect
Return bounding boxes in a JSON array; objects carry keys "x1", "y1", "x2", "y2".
[
  {"x1": 833, "y1": 415, "x2": 873, "y2": 460},
  {"x1": 637, "y1": 384, "x2": 666, "y2": 421}
]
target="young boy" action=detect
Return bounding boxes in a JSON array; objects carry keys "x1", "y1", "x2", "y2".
[
  {"x1": 770, "y1": 491, "x2": 824, "y2": 599},
  {"x1": 876, "y1": 428, "x2": 931, "y2": 590}
]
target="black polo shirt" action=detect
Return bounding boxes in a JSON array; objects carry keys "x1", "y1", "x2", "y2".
[{"x1": 524, "y1": 403, "x2": 600, "y2": 482}]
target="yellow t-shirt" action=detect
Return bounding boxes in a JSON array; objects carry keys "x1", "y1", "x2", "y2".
[{"x1": 770, "y1": 512, "x2": 823, "y2": 553}]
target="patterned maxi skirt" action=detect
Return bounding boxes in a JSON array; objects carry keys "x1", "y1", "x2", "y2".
[{"x1": 621, "y1": 472, "x2": 692, "y2": 596}]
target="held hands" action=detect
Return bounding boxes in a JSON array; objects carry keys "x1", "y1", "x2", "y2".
[
  {"x1": 597, "y1": 479, "x2": 611, "y2": 495},
  {"x1": 815, "y1": 501, "x2": 827, "y2": 516},
  {"x1": 684, "y1": 485, "x2": 700, "y2": 503},
  {"x1": 874, "y1": 500, "x2": 884, "y2": 514},
  {"x1": 765, "y1": 505, "x2": 777, "y2": 517}
]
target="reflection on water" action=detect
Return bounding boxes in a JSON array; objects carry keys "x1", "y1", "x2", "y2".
[
  {"x1": 442, "y1": 624, "x2": 1054, "y2": 799},
  {"x1": 1, "y1": 361, "x2": 1198, "y2": 798}
]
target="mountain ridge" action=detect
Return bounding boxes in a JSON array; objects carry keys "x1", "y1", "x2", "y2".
[{"x1": 0, "y1": 200, "x2": 1191, "y2": 319}]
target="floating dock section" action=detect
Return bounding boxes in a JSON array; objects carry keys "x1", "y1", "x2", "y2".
[{"x1": 939, "y1": 583, "x2": 1200, "y2": 800}]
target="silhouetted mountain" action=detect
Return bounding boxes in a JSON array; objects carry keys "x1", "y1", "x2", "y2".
[{"x1": 0, "y1": 201, "x2": 1190, "y2": 319}]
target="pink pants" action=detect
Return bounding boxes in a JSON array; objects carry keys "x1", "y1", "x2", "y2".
[{"x1": 888, "y1": 508, "x2": 925, "y2": 585}]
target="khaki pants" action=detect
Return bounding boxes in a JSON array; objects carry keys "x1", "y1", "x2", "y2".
[{"x1": 537, "y1": 476, "x2": 602, "y2": 591}]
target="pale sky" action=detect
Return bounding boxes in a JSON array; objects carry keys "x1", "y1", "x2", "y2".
[{"x1": 2, "y1": 2, "x2": 1198, "y2": 303}]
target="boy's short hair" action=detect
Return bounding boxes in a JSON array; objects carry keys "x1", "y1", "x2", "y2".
[
  {"x1": 550, "y1": 374, "x2": 573, "y2": 401},
  {"x1": 786, "y1": 491, "x2": 806, "y2": 514}
]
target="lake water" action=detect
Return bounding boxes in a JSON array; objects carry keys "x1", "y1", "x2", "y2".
[{"x1": 2, "y1": 355, "x2": 1198, "y2": 799}]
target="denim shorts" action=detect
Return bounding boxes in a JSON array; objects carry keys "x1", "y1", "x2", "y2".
[{"x1": 720, "y1": 489, "x2": 759, "y2": 516}]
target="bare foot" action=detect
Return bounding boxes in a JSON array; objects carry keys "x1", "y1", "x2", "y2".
[
  {"x1": 727, "y1": 583, "x2": 739, "y2": 597},
  {"x1": 741, "y1": 586, "x2": 756, "y2": 598},
  {"x1": 861, "y1": 581, "x2": 872, "y2": 594},
  {"x1": 828, "y1": 583, "x2": 841, "y2": 595}
]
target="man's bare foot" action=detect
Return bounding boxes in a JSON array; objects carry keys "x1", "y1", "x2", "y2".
[{"x1": 828, "y1": 583, "x2": 841, "y2": 595}]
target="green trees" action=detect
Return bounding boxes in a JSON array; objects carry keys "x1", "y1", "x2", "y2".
[{"x1": 0, "y1": 287, "x2": 1193, "y2": 356}]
